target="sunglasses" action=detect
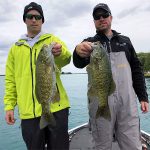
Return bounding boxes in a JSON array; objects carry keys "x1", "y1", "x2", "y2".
[
  {"x1": 26, "y1": 14, "x2": 42, "y2": 20},
  {"x1": 93, "y1": 13, "x2": 110, "y2": 20}
]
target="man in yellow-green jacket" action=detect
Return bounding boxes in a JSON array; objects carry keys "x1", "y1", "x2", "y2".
[{"x1": 4, "y1": 2, "x2": 71, "y2": 150}]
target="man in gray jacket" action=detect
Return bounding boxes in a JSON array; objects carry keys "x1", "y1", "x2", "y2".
[{"x1": 73, "y1": 3, "x2": 149, "y2": 150}]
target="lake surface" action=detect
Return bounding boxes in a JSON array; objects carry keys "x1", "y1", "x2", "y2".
[{"x1": 0, "y1": 74, "x2": 150, "y2": 150}]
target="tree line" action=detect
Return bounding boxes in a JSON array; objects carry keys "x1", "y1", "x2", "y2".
[{"x1": 137, "y1": 52, "x2": 150, "y2": 73}]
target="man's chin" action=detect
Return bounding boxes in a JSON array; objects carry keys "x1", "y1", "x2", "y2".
[{"x1": 98, "y1": 28, "x2": 107, "y2": 33}]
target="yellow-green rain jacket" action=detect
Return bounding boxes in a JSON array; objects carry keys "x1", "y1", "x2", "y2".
[{"x1": 4, "y1": 33, "x2": 71, "y2": 119}]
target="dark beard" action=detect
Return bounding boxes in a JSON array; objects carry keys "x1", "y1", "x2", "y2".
[
  {"x1": 98, "y1": 28, "x2": 108, "y2": 34},
  {"x1": 96, "y1": 25, "x2": 111, "y2": 35}
]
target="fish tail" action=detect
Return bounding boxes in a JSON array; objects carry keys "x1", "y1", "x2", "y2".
[
  {"x1": 40, "y1": 113, "x2": 56, "y2": 129},
  {"x1": 96, "y1": 105, "x2": 111, "y2": 120},
  {"x1": 109, "y1": 79, "x2": 116, "y2": 95}
]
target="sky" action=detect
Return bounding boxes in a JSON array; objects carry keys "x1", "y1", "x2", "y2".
[{"x1": 0, "y1": 0, "x2": 150, "y2": 74}]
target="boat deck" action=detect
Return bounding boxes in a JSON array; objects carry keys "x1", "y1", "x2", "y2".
[
  {"x1": 69, "y1": 123, "x2": 120, "y2": 150},
  {"x1": 69, "y1": 123, "x2": 150, "y2": 150}
]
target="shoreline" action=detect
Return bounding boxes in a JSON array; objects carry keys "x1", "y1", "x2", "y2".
[{"x1": 144, "y1": 73, "x2": 150, "y2": 78}]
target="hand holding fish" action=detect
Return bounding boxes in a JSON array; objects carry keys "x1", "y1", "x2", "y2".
[
  {"x1": 76, "y1": 41, "x2": 93, "y2": 58},
  {"x1": 52, "y1": 43, "x2": 62, "y2": 56}
]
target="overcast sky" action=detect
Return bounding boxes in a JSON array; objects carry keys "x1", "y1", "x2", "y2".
[{"x1": 0, "y1": 0, "x2": 150, "y2": 74}]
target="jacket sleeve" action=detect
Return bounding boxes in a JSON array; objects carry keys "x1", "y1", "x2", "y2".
[
  {"x1": 4, "y1": 46, "x2": 17, "y2": 111},
  {"x1": 128, "y1": 39, "x2": 148, "y2": 102},
  {"x1": 73, "y1": 50, "x2": 90, "y2": 68},
  {"x1": 52, "y1": 36, "x2": 71, "y2": 70}
]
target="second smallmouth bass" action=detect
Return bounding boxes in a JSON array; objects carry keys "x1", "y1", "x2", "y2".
[{"x1": 86, "y1": 42, "x2": 116, "y2": 120}]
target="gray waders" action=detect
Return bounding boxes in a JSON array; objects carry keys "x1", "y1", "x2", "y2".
[{"x1": 89, "y1": 52, "x2": 142, "y2": 150}]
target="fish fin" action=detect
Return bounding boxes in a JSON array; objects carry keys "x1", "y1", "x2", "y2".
[
  {"x1": 87, "y1": 86, "x2": 97, "y2": 98},
  {"x1": 55, "y1": 65, "x2": 61, "y2": 74},
  {"x1": 51, "y1": 83, "x2": 60, "y2": 103},
  {"x1": 35, "y1": 82, "x2": 42, "y2": 104},
  {"x1": 96, "y1": 105, "x2": 111, "y2": 120},
  {"x1": 40, "y1": 113, "x2": 56, "y2": 129},
  {"x1": 52, "y1": 91, "x2": 60, "y2": 102},
  {"x1": 109, "y1": 79, "x2": 116, "y2": 95},
  {"x1": 49, "y1": 42, "x2": 56, "y2": 49}
]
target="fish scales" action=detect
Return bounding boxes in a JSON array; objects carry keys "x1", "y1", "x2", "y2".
[
  {"x1": 86, "y1": 42, "x2": 116, "y2": 119},
  {"x1": 35, "y1": 44, "x2": 59, "y2": 129},
  {"x1": 36, "y1": 63, "x2": 54, "y2": 103}
]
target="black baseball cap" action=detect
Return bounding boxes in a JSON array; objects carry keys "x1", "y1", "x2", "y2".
[
  {"x1": 93, "y1": 3, "x2": 111, "y2": 16},
  {"x1": 23, "y1": 2, "x2": 44, "y2": 23}
]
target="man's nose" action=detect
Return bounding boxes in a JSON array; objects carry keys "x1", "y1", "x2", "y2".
[{"x1": 31, "y1": 17, "x2": 36, "y2": 21}]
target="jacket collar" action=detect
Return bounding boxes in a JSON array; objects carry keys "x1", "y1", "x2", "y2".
[{"x1": 16, "y1": 33, "x2": 52, "y2": 46}]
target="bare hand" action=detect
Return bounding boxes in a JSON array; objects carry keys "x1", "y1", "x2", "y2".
[
  {"x1": 140, "y1": 101, "x2": 149, "y2": 113},
  {"x1": 5, "y1": 110, "x2": 16, "y2": 125},
  {"x1": 52, "y1": 43, "x2": 62, "y2": 57},
  {"x1": 75, "y1": 42, "x2": 92, "y2": 58}
]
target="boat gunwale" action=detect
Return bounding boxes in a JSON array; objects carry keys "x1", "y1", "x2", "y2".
[{"x1": 69, "y1": 123, "x2": 150, "y2": 149}]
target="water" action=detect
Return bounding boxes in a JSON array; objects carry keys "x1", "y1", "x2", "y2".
[{"x1": 0, "y1": 74, "x2": 150, "y2": 150}]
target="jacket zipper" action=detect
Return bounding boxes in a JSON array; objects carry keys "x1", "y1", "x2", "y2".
[
  {"x1": 108, "y1": 41, "x2": 112, "y2": 53},
  {"x1": 30, "y1": 48, "x2": 36, "y2": 117},
  {"x1": 34, "y1": 49, "x2": 37, "y2": 65}
]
